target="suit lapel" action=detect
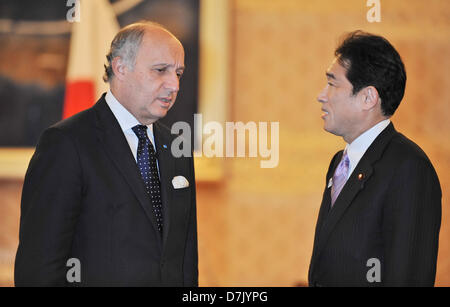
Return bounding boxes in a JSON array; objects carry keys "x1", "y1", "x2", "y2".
[
  {"x1": 312, "y1": 152, "x2": 341, "y2": 249},
  {"x1": 93, "y1": 97, "x2": 163, "y2": 248},
  {"x1": 313, "y1": 123, "x2": 398, "y2": 260},
  {"x1": 153, "y1": 122, "x2": 175, "y2": 248},
  {"x1": 309, "y1": 151, "x2": 341, "y2": 279}
]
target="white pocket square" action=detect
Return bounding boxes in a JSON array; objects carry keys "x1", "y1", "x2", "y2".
[
  {"x1": 327, "y1": 177, "x2": 333, "y2": 188},
  {"x1": 172, "y1": 176, "x2": 189, "y2": 189}
]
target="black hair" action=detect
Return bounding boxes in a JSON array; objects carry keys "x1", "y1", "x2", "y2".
[{"x1": 335, "y1": 30, "x2": 406, "y2": 116}]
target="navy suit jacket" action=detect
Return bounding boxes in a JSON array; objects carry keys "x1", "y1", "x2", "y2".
[
  {"x1": 309, "y1": 123, "x2": 441, "y2": 287},
  {"x1": 15, "y1": 95, "x2": 198, "y2": 286}
]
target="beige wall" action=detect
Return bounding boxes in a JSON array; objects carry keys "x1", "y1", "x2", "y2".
[
  {"x1": 196, "y1": 0, "x2": 450, "y2": 286},
  {"x1": 1, "y1": 0, "x2": 449, "y2": 286}
]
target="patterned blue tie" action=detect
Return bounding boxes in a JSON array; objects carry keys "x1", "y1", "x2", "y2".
[
  {"x1": 132, "y1": 125, "x2": 163, "y2": 233},
  {"x1": 331, "y1": 150, "x2": 350, "y2": 207}
]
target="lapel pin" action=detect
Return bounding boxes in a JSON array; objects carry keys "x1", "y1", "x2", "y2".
[
  {"x1": 327, "y1": 177, "x2": 333, "y2": 188},
  {"x1": 163, "y1": 144, "x2": 168, "y2": 149},
  {"x1": 358, "y1": 173, "x2": 365, "y2": 181}
]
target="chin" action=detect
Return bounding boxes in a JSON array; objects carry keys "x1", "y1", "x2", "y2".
[
  {"x1": 147, "y1": 107, "x2": 169, "y2": 119},
  {"x1": 155, "y1": 110, "x2": 169, "y2": 120},
  {"x1": 324, "y1": 126, "x2": 337, "y2": 136}
]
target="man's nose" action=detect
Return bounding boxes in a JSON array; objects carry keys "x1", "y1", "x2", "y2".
[
  {"x1": 317, "y1": 86, "x2": 328, "y2": 103},
  {"x1": 164, "y1": 72, "x2": 180, "y2": 93}
]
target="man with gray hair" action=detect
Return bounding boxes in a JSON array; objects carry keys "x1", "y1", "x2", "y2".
[{"x1": 15, "y1": 22, "x2": 198, "y2": 286}]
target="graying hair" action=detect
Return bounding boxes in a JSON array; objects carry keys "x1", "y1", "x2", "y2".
[{"x1": 103, "y1": 21, "x2": 169, "y2": 83}]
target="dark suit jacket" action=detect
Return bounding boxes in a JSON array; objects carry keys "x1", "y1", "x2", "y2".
[
  {"x1": 309, "y1": 123, "x2": 441, "y2": 287},
  {"x1": 15, "y1": 95, "x2": 198, "y2": 286}
]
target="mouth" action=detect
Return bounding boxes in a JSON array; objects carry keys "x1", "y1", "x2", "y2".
[
  {"x1": 321, "y1": 109, "x2": 329, "y2": 119},
  {"x1": 157, "y1": 97, "x2": 172, "y2": 107}
]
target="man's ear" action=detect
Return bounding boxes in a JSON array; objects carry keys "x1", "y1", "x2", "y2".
[
  {"x1": 362, "y1": 86, "x2": 380, "y2": 111},
  {"x1": 111, "y1": 57, "x2": 128, "y2": 81}
]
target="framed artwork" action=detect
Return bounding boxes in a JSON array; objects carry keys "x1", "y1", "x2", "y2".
[{"x1": 0, "y1": 0, "x2": 228, "y2": 181}]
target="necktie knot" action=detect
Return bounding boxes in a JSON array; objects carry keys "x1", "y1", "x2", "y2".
[
  {"x1": 331, "y1": 150, "x2": 350, "y2": 207},
  {"x1": 132, "y1": 124, "x2": 148, "y2": 140},
  {"x1": 335, "y1": 151, "x2": 350, "y2": 176}
]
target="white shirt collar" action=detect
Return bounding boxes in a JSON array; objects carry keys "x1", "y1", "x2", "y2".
[
  {"x1": 344, "y1": 119, "x2": 391, "y2": 178},
  {"x1": 105, "y1": 90, "x2": 140, "y2": 132},
  {"x1": 104, "y1": 89, "x2": 154, "y2": 135}
]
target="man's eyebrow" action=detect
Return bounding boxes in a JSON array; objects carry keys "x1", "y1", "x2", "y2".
[
  {"x1": 326, "y1": 72, "x2": 336, "y2": 80},
  {"x1": 152, "y1": 63, "x2": 185, "y2": 71}
]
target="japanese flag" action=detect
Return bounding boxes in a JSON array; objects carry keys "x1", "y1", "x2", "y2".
[{"x1": 63, "y1": 0, "x2": 119, "y2": 119}]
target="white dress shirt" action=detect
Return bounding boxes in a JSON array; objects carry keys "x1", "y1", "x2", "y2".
[
  {"x1": 344, "y1": 119, "x2": 391, "y2": 179},
  {"x1": 104, "y1": 90, "x2": 157, "y2": 162}
]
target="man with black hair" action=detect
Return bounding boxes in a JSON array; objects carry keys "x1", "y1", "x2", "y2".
[{"x1": 309, "y1": 31, "x2": 441, "y2": 287}]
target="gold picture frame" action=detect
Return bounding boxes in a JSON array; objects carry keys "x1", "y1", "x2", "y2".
[{"x1": 193, "y1": 0, "x2": 229, "y2": 181}]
